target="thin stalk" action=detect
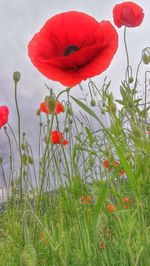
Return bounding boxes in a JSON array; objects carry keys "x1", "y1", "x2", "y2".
[
  {"x1": 124, "y1": 26, "x2": 130, "y2": 82},
  {"x1": 14, "y1": 80, "x2": 23, "y2": 210}
]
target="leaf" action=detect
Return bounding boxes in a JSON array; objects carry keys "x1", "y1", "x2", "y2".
[
  {"x1": 70, "y1": 96, "x2": 101, "y2": 123},
  {"x1": 85, "y1": 127, "x2": 94, "y2": 145},
  {"x1": 93, "y1": 183, "x2": 107, "y2": 232}
]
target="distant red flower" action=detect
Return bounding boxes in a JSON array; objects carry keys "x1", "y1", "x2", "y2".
[
  {"x1": 113, "y1": 2, "x2": 144, "y2": 28},
  {"x1": 123, "y1": 197, "x2": 129, "y2": 203},
  {"x1": 28, "y1": 11, "x2": 118, "y2": 87},
  {"x1": 80, "y1": 195, "x2": 92, "y2": 205},
  {"x1": 50, "y1": 130, "x2": 69, "y2": 145},
  {"x1": 106, "y1": 204, "x2": 117, "y2": 212},
  {"x1": 40, "y1": 101, "x2": 64, "y2": 114},
  {"x1": 80, "y1": 196, "x2": 86, "y2": 205},
  {"x1": 103, "y1": 159, "x2": 125, "y2": 176},
  {"x1": 0, "y1": 106, "x2": 9, "y2": 128},
  {"x1": 99, "y1": 242, "x2": 105, "y2": 250}
]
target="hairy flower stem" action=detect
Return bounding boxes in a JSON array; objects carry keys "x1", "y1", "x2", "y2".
[
  {"x1": 14, "y1": 81, "x2": 23, "y2": 212},
  {"x1": 124, "y1": 26, "x2": 130, "y2": 82}
]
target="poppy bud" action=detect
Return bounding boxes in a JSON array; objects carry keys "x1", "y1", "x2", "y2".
[
  {"x1": 90, "y1": 99, "x2": 96, "y2": 107},
  {"x1": 22, "y1": 154, "x2": 27, "y2": 165},
  {"x1": 67, "y1": 107, "x2": 73, "y2": 116},
  {"x1": 109, "y1": 102, "x2": 117, "y2": 115},
  {"x1": 69, "y1": 119, "x2": 73, "y2": 124},
  {"x1": 45, "y1": 96, "x2": 56, "y2": 114},
  {"x1": 64, "y1": 126, "x2": 69, "y2": 133},
  {"x1": 13, "y1": 71, "x2": 21, "y2": 83},
  {"x1": 128, "y1": 77, "x2": 134, "y2": 83},
  {"x1": 28, "y1": 156, "x2": 33, "y2": 165},
  {"x1": 143, "y1": 53, "x2": 150, "y2": 65},
  {"x1": 127, "y1": 100, "x2": 134, "y2": 109},
  {"x1": 36, "y1": 108, "x2": 41, "y2": 116}
]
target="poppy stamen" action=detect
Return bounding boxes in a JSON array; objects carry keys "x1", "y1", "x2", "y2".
[{"x1": 64, "y1": 45, "x2": 80, "y2": 56}]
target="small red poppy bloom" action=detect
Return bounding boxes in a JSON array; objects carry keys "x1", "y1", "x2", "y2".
[
  {"x1": 113, "y1": 2, "x2": 144, "y2": 28},
  {"x1": 99, "y1": 242, "x2": 105, "y2": 250},
  {"x1": 50, "y1": 130, "x2": 69, "y2": 145},
  {"x1": 80, "y1": 196, "x2": 86, "y2": 204},
  {"x1": 106, "y1": 204, "x2": 117, "y2": 212},
  {"x1": 123, "y1": 197, "x2": 129, "y2": 203},
  {"x1": 103, "y1": 159, "x2": 125, "y2": 176},
  {"x1": 40, "y1": 101, "x2": 64, "y2": 114},
  {"x1": 28, "y1": 11, "x2": 118, "y2": 87},
  {"x1": 0, "y1": 106, "x2": 9, "y2": 128}
]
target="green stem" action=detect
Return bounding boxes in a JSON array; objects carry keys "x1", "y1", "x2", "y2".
[{"x1": 124, "y1": 26, "x2": 130, "y2": 81}]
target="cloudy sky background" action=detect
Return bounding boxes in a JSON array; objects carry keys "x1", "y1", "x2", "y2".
[{"x1": 0, "y1": 0, "x2": 150, "y2": 185}]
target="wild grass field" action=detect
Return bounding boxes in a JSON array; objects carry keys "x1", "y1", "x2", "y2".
[{"x1": 0, "y1": 2, "x2": 150, "y2": 266}]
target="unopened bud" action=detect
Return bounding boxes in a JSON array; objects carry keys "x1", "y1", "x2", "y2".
[
  {"x1": 67, "y1": 107, "x2": 73, "y2": 116},
  {"x1": 65, "y1": 126, "x2": 69, "y2": 133},
  {"x1": 13, "y1": 71, "x2": 21, "y2": 83},
  {"x1": 128, "y1": 77, "x2": 134, "y2": 83},
  {"x1": 90, "y1": 99, "x2": 96, "y2": 107},
  {"x1": 143, "y1": 53, "x2": 150, "y2": 65},
  {"x1": 45, "y1": 96, "x2": 56, "y2": 114},
  {"x1": 109, "y1": 102, "x2": 117, "y2": 115},
  {"x1": 36, "y1": 108, "x2": 41, "y2": 116},
  {"x1": 69, "y1": 119, "x2": 73, "y2": 124}
]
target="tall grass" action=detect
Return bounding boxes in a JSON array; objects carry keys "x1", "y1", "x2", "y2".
[{"x1": 0, "y1": 37, "x2": 150, "y2": 266}]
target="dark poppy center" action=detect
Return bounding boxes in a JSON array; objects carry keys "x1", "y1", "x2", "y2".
[{"x1": 64, "y1": 45, "x2": 80, "y2": 56}]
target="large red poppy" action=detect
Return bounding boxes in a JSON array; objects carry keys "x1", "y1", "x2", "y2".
[
  {"x1": 0, "y1": 106, "x2": 9, "y2": 128},
  {"x1": 28, "y1": 11, "x2": 118, "y2": 87},
  {"x1": 113, "y1": 2, "x2": 144, "y2": 28}
]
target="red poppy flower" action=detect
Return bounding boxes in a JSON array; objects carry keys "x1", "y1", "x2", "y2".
[
  {"x1": 40, "y1": 101, "x2": 64, "y2": 114},
  {"x1": 0, "y1": 106, "x2": 9, "y2": 128},
  {"x1": 113, "y1": 2, "x2": 144, "y2": 28},
  {"x1": 50, "y1": 130, "x2": 69, "y2": 145},
  {"x1": 123, "y1": 197, "x2": 129, "y2": 203},
  {"x1": 99, "y1": 242, "x2": 105, "y2": 250},
  {"x1": 28, "y1": 11, "x2": 118, "y2": 87},
  {"x1": 106, "y1": 204, "x2": 117, "y2": 212},
  {"x1": 103, "y1": 159, "x2": 125, "y2": 176}
]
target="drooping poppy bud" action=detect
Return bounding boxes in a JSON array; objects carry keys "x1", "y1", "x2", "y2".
[{"x1": 45, "y1": 96, "x2": 56, "y2": 114}]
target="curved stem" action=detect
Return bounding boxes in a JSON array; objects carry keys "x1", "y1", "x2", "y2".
[{"x1": 124, "y1": 26, "x2": 130, "y2": 81}]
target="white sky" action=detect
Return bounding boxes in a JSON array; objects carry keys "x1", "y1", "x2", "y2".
[{"x1": 0, "y1": 0, "x2": 150, "y2": 172}]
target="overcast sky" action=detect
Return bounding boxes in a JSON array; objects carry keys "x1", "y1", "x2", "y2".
[{"x1": 0, "y1": 0, "x2": 150, "y2": 183}]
